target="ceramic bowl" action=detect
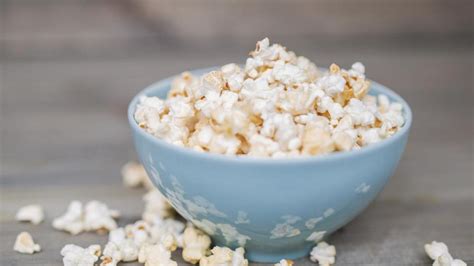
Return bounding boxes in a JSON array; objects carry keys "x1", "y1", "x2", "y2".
[{"x1": 128, "y1": 67, "x2": 412, "y2": 262}]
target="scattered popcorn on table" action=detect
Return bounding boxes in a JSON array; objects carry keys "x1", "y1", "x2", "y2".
[
  {"x1": 309, "y1": 241, "x2": 336, "y2": 266},
  {"x1": 199, "y1": 246, "x2": 248, "y2": 266},
  {"x1": 425, "y1": 241, "x2": 466, "y2": 266},
  {"x1": 135, "y1": 38, "x2": 405, "y2": 157},
  {"x1": 182, "y1": 226, "x2": 212, "y2": 264},
  {"x1": 15, "y1": 204, "x2": 44, "y2": 225},
  {"x1": 61, "y1": 244, "x2": 101, "y2": 266},
  {"x1": 52, "y1": 200, "x2": 119, "y2": 235},
  {"x1": 275, "y1": 259, "x2": 294, "y2": 266},
  {"x1": 83, "y1": 200, "x2": 120, "y2": 233},
  {"x1": 100, "y1": 217, "x2": 185, "y2": 265},
  {"x1": 425, "y1": 241, "x2": 450, "y2": 260},
  {"x1": 121, "y1": 161, "x2": 154, "y2": 190},
  {"x1": 149, "y1": 218, "x2": 185, "y2": 249},
  {"x1": 13, "y1": 232, "x2": 41, "y2": 254},
  {"x1": 433, "y1": 253, "x2": 467, "y2": 266},
  {"x1": 142, "y1": 189, "x2": 175, "y2": 223},
  {"x1": 52, "y1": 201, "x2": 84, "y2": 235},
  {"x1": 138, "y1": 243, "x2": 178, "y2": 266}
]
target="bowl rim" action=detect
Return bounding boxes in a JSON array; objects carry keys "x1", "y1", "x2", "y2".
[{"x1": 128, "y1": 67, "x2": 412, "y2": 165}]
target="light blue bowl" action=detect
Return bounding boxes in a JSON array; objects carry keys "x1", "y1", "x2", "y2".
[{"x1": 128, "y1": 67, "x2": 412, "y2": 263}]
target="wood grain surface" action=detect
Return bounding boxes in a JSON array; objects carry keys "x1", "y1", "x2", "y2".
[{"x1": 0, "y1": 0, "x2": 473, "y2": 265}]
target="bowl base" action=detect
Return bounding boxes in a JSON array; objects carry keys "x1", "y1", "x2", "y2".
[{"x1": 245, "y1": 244, "x2": 313, "y2": 263}]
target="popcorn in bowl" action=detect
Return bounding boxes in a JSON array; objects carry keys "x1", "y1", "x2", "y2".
[{"x1": 135, "y1": 38, "x2": 405, "y2": 157}]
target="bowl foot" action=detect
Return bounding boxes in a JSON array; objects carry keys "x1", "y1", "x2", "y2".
[{"x1": 244, "y1": 244, "x2": 313, "y2": 263}]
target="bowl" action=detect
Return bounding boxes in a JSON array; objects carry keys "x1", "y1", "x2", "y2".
[{"x1": 128, "y1": 67, "x2": 412, "y2": 262}]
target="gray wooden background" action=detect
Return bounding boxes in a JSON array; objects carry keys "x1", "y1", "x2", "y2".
[{"x1": 0, "y1": 0, "x2": 473, "y2": 265}]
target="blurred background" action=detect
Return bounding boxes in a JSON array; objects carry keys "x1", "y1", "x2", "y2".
[{"x1": 1, "y1": 0, "x2": 473, "y2": 265}]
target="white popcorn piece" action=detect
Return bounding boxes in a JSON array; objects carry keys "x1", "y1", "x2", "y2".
[
  {"x1": 138, "y1": 243, "x2": 177, "y2": 266},
  {"x1": 275, "y1": 259, "x2": 294, "y2": 266},
  {"x1": 53, "y1": 201, "x2": 84, "y2": 235},
  {"x1": 317, "y1": 73, "x2": 346, "y2": 97},
  {"x1": 433, "y1": 253, "x2": 467, "y2": 266},
  {"x1": 83, "y1": 200, "x2": 120, "y2": 233},
  {"x1": 61, "y1": 244, "x2": 101, "y2": 266},
  {"x1": 351, "y1": 62, "x2": 365, "y2": 75},
  {"x1": 101, "y1": 219, "x2": 182, "y2": 264},
  {"x1": 53, "y1": 200, "x2": 119, "y2": 235},
  {"x1": 105, "y1": 227, "x2": 141, "y2": 262},
  {"x1": 15, "y1": 204, "x2": 44, "y2": 225},
  {"x1": 142, "y1": 189, "x2": 174, "y2": 223},
  {"x1": 100, "y1": 242, "x2": 121, "y2": 266},
  {"x1": 182, "y1": 226, "x2": 212, "y2": 264},
  {"x1": 149, "y1": 218, "x2": 185, "y2": 248},
  {"x1": 425, "y1": 241, "x2": 450, "y2": 260},
  {"x1": 425, "y1": 241, "x2": 466, "y2": 266},
  {"x1": 344, "y1": 99, "x2": 375, "y2": 127},
  {"x1": 359, "y1": 128, "x2": 381, "y2": 145},
  {"x1": 310, "y1": 241, "x2": 336, "y2": 266},
  {"x1": 302, "y1": 125, "x2": 335, "y2": 155},
  {"x1": 13, "y1": 232, "x2": 41, "y2": 254},
  {"x1": 135, "y1": 38, "x2": 404, "y2": 157},
  {"x1": 121, "y1": 161, "x2": 154, "y2": 190},
  {"x1": 200, "y1": 246, "x2": 249, "y2": 266}
]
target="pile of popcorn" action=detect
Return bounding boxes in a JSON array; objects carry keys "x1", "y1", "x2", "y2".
[
  {"x1": 135, "y1": 38, "x2": 405, "y2": 158},
  {"x1": 13, "y1": 162, "x2": 467, "y2": 266}
]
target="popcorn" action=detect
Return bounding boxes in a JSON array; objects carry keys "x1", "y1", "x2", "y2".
[
  {"x1": 425, "y1": 241, "x2": 449, "y2": 260},
  {"x1": 53, "y1": 200, "x2": 119, "y2": 235},
  {"x1": 104, "y1": 228, "x2": 140, "y2": 262},
  {"x1": 310, "y1": 241, "x2": 336, "y2": 266},
  {"x1": 199, "y1": 247, "x2": 248, "y2": 266},
  {"x1": 302, "y1": 125, "x2": 335, "y2": 155},
  {"x1": 52, "y1": 201, "x2": 84, "y2": 235},
  {"x1": 135, "y1": 38, "x2": 404, "y2": 157},
  {"x1": 433, "y1": 253, "x2": 467, "y2": 266},
  {"x1": 149, "y1": 218, "x2": 185, "y2": 246},
  {"x1": 100, "y1": 218, "x2": 184, "y2": 265},
  {"x1": 13, "y1": 232, "x2": 41, "y2": 254},
  {"x1": 15, "y1": 204, "x2": 44, "y2": 225},
  {"x1": 61, "y1": 244, "x2": 101, "y2": 266},
  {"x1": 83, "y1": 200, "x2": 120, "y2": 233},
  {"x1": 142, "y1": 189, "x2": 175, "y2": 223},
  {"x1": 182, "y1": 226, "x2": 212, "y2": 264},
  {"x1": 121, "y1": 161, "x2": 154, "y2": 190},
  {"x1": 425, "y1": 241, "x2": 466, "y2": 266},
  {"x1": 275, "y1": 259, "x2": 294, "y2": 266},
  {"x1": 100, "y1": 242, "x2": 121, "y2": 266},
  {"x1": 138, "y1": 243, "x2": 178, "y2": 266}
]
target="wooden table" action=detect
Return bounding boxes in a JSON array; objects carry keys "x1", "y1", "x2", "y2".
[{"x1": 1, "y1": 1, "x2": 472, "y2": 265}]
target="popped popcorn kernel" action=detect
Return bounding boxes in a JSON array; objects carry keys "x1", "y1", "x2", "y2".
[
  {"x1": 135, "y1": 38, "x2": 405, "y2": 158},
  {"x1": 199, "y1": 246, "x2": 248, "y2": 266},
  {"x1": 142, "y1": 189, "x2": 175, "y2": 223},
  {"x1": 121, "y1": 161, "x2": 154, "y2": 190},
  {"x1": 15, "y1": 204, "x2": 44, "y2": 225},
  {"x1": 138, "y1": 243, "x2": 178, "y2": 266},
  {"x1": 310, "y1": 241, "x2": 336, "y2": 266},
  {"x1": 302, "y1": 125, "x2": 335, "y2": 155},
  {"x1": 53, "y1": 200, "x2": 119, "y2": 235},
  {"x1": 61, "y1": 244, "x2": 101, "y2": 266},
  {"x1": 425, "y1": 241, "x2": 466, "y2": 266},
  {"x1": 83, "y1": 200, "x2": 120, "y2": 233},
  {"x1": 52, "y1": 201, "x2": 84, "y2": 235},
  {"x1": 13, "y1": 232, "x2": 41, "y2": 254},
  {"x1": 182, "y1": 226, "x2": 212, "y2": 264}
]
